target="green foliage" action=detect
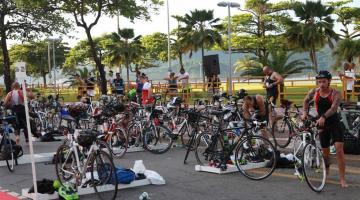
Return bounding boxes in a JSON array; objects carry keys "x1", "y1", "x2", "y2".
[
  {"x1": 9, "y1": 41, "x2": 68, "y2": 79},
  {"x1": 333, "y1": 39, "x2": 360, "y2": 67},
  {"x1": 285, "y1": 0, "x2": 338, "y2": 72},
  {"x1": 175, "y1": 9, "x2": 223, "y2": 56},
  {"x1": 235, "y1": 49, "x2": 310, "y2": 78},
  {"x1": 141, "y1": 32, "x2": 169, "y2": 63},
  {"x1": 229, "y1": 0, "x2": 293, "y2": 63}
]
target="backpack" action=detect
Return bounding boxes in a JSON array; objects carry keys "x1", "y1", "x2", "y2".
[{"x1": 102, "y1": 165, "x2": 135, "y2": 184}]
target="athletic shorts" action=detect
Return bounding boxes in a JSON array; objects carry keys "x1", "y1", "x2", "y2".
[{"x1": 318, "y1": 117, "x2": 344, "y2": 148}]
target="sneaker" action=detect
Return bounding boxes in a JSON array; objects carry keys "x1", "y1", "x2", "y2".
[{"x1": 330, "y1": 145, "x2": 336, "y2": 155}]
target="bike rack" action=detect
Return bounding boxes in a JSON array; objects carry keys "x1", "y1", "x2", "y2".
[
  {"x1": 0, "y1": 152, "x2": 54, "y2": 167},
  {"x1": 195, "y1": 161, "x2": 269, "y2": 174},
  {"x1": 21, "y1": 161, "x2": 166, "y2": 200}
]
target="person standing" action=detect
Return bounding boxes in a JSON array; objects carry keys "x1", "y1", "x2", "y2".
[
  {"x1": 339, "y1": 62, "x2": 355, "y2": 101},
  {"x1": 3, "y1": 82, "x2": 34, "y2": 144},
  {"x1": 165, "y1": 72, "x2": 178, "y2": 98},
  {"x1": 140, "y1": 74, "x2": 154, "y2": 105},
  {"x1": 301, "y1": 70, "x2": 348, "y2": 188},
  {"x1": 107, "y1": 70, "x2": 114, "y2": 94},
  {"x1": 136, "y1": 71, "x2": 144, "y2": 104},
  {"x1": 177, "y1": 68, "x2": 190, "y2": 104},
  {"x1": 85, "y1": 74, "x2": 96, "y2": 97},
  {"x1": 263, "y1": 66, "x2": 283, "y2": 105},
  {"x1": 112, "y1": 73, "x2": 124, "y2": 95}
]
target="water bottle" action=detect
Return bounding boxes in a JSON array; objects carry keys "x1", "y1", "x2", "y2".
[
  {"x1": 139, "y1": 192, "x2": 150, "y2": 200},
  {"x1": 352, "y1": 116, "x2": 360, "y2": 127}
]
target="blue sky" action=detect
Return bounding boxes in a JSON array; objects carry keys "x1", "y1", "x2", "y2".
[{"x1": 60, "y1": 0, "x2": 359, "y2": 46}]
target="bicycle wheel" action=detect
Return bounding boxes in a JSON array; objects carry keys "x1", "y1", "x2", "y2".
[
  {"x1": 195, "y1": 132, "x2": 217, "y2": 166},
  {"x1": 55, "y1": 144, "x2": 76, "y2": 184},
  {"x1": 234, "y1": 135, "x2": 276, "y2": 180},
  {"x1": 127, "y1": 122, "x2": 142, "y2": 147},
  {"x1": 272, "y1": 119, "x2": 293, "y2": 148},
  {"x1": 110, "y1": 128, "x2": 128, "y2": 158},
  {"x1": 143, "y1": 124, "x2": 173, "y2": 154},
  {"x1": 302, "y1": 143, "x2": 326, "y2": 192},
  {"x1": 4, "y1": 141, "x2": 15, "y2": 172},
  {"x1": 90, "y1": 150, "x2": 118, "y2": 200}
]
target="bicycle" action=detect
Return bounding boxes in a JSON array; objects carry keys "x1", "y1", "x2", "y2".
[
  {"x1": 0, "y1": 114, "x2": 22, "y2": 172},
  {"x1": 292, "y1": 117, "x2": 326, "y2": 192},
  {"x1": 271, "y1": 99, "x2": 303, "y2": 148},
  {"x1": 190, "y1": 108, "x2": 277, "y2": 180},
  {"x1": 55, "y1": 129, "x2": 118, "y2": 199}
]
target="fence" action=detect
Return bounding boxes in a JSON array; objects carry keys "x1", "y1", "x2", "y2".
[{"x1": 0, "y1": 76, "x2": 353, "y2": 104}]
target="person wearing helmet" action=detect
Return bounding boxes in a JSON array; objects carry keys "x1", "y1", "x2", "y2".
[{"x1": 301, "y1": 70, "x2": 348, "y2": 188}]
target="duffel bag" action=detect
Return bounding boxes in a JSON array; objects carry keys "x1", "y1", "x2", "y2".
[{"x1": 344, "y1": 132, "x2": 360, "y2": 155}]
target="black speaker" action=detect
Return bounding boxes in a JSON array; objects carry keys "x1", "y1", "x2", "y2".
[{"x1": 203, "y1": 54, "x2": 220, "y2": 77}]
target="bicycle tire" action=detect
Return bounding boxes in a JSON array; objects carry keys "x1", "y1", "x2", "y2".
[
  {"x1": 109, "y1": 128, "x2": 128, "y2": 158},
  {"x1": 5, "y1": 142, "x2": 15, "y2": 172},
  {"x1": 234, "y1": 135, "x2": 276, "y2": 180},
  {"x1": 142, "y1": 124, "x2": 173, "y2": 154},
  {"x1": 194, "y1": 132, "x2": 215, "y2": 165},
  {"x1": 127, "y1": 122, "x2": 142, "y2": 147},
  {"x1": 272, "y1": 119, "x2": 293, "y2": 148},
  {"x1": 302, "y1": 143, "x2": 326, "y2": 192},
  {"x1": 55, "y1": 144, "x2": 76, "y2": 185},
  {"x1": 90, "y1": 149, "x2": 118, "y2": 200}
]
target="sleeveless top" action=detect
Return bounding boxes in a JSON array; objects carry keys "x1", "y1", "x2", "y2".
[
  {"x1": 265, "y1": 72, "x2": 278, "y2": 96},
  {"x1": 314, "y1": 89, "x2": 338, "y2": 123},
  {"x1": 10, "y1": 90, "x2": 24, "y2": 106},
  {"x1": 168, "y1": 78, "x2": 177, "y2": 89}
]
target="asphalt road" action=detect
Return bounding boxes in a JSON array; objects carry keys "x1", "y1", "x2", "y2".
[{"x1": 0, "y1": 138, "x2": 360, "y2": 200}]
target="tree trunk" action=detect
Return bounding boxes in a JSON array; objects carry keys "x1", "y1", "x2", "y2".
[
  {"x1": 0, "y1": 18, "x2": 12, "y2": 93},
  {"x1": 42, "y1": 71, "x2": 47, "y2": 87},
  {"x1": 85, "y1": 28, "x2": 107, "y2": 94},
  {"x1": 178, "y1": 51, "x2": 184, "y2": 71},
  {"x1": 311, "y1": 45, "x2": 318, "y2": 73}
]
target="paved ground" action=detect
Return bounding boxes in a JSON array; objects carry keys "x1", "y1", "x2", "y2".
[{"x1": 0, "y1": 137, "x2": 359, "y2": 200}]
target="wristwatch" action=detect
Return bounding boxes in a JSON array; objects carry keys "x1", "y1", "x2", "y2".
[{"x1": 321, "y1": 114, "x2": 326, "y2": 119}]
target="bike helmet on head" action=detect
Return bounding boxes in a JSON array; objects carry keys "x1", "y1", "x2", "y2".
[{"x1": 316, "y1": 70, "x2": 332, "y2": 80}]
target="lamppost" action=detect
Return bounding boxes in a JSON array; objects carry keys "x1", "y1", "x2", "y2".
[
  {"x1": 167, "y1": 0, "x2": 171, "y2": 72},
  {"x1": 217, "y1": 1, "x2": 240, "y2": 95},
  {"x1": 47, "y1": 37, "x2": 60, "y2": 89}
]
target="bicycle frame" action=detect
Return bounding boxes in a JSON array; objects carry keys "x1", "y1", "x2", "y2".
[{"x1": 60, "y1": 133, "x2": 99, "y2": 186}]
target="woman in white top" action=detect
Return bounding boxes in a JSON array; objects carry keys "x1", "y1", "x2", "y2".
[{"x1": 340, "y1": 62, "x2": 356, "y2": 101}]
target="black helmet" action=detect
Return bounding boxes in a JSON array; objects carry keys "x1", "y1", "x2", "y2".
[
  {"x1": 238, "y1": 89, "x2": 248, "y2": 99},
  {"x1": 316, "y1": 70, "x2": 332, "y2": 80}
]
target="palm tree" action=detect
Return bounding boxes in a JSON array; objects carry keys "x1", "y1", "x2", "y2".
[
  {"x1": 104, "y1": 28, "x2": 144, "y2": 86},
  {"x1": 175, "y1": 10, "x2": 223, "y2": 82},
  {"x1": 235, "y1": 49, "x2": 310, "y2": 100},
  {"x1": 333, "y1": 39, "x2": 360, "y2": 67},
  {"x1": 235, "y1": 50, "x2": 310, "y2": 78},
  {"x1": 285, "y1": 1, "x2": 338, "y2": 72}
]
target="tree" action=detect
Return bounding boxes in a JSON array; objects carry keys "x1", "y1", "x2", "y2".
[
  {"x1": 175, "y1": 9, "x2": 223, "y2": 82},
  {"x1": 235, "y1": 49, "x2": 310, "y2": 100},
  {"x1": 235, "y1": 50, "x2": 309, "y2": 78},
  {"x1": 329, "y1": 0, "x2": 360, "y2": 65},
  {"x1": 9, "y1": 40, "x2": 69, "y2": 86},
  {"x1": 141, "y1": 32, "x2": 168, "y2": 63},
  {"x1": 229, "y1": 0, "x2": 293, "y2": 64},
  {"x1": 59, "y1": 0, "x2": 163, "y2": 94},
  {"x1": 0, "y1": 0, "x2": 70, "y2": 92},
  {"x1": 285, "y1": 0, "x2": 338, "y2": 72}
]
